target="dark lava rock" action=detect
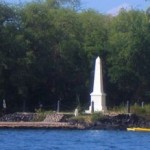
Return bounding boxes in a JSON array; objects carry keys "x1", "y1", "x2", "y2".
[
  {"x1": 89, "y1": 114, "x2": 150, "y2": 130},
  {"x1": 0, "y1": 113, "x2": 37, "y2": 122}
]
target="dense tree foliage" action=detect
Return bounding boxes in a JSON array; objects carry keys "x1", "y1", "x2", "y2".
[
  {"x1": 107, "y1": 10, "x2": 150, "y2": 105},
  {"x1": 0, "y1": 0, "x2": 150, "y2": 112}
]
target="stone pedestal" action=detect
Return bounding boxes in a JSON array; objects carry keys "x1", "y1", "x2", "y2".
[{"x1": 90, "y1": 93, "x2": 107, "y2": 112}]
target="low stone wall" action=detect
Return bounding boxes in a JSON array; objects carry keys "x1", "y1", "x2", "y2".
[
  {"x1": 0, "y1": 113, "x2": 37, "y2": 122},
  {"x1": 0, "y1": 112, "x2": 72, "y2": 123}
]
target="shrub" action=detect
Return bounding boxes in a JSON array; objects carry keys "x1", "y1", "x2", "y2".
[{"x1": 91, "y1": 112, "x2": 105, "y2": 122}]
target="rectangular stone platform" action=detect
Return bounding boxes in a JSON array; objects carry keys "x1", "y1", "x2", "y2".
[{"x1": 0, "y1": 122, "x2": 85, "y2": 129}]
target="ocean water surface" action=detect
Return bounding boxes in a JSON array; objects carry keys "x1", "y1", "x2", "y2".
[{"x1": 0, "y1": 129, "x2": 150, "y2": 150}]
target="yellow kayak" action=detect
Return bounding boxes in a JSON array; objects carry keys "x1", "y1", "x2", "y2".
[{"x1": 127, "y1": 127, "x2": 150, "y2": 132}]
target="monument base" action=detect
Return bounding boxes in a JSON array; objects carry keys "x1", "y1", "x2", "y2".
[{"x1": 85, "y1": 93, "x2": 107, "y2": 114}]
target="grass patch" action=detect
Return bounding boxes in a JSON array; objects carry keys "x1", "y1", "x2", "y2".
[
  {"x1": 108, "y1": 105, "x2": 126, "y2": 114},
  {"x1": 131, "y1": 104, "x2": 150, "y2": 115},
  {"x1": 69, "y1": 112, "x2": 106, "y2": 123},
  {"x1": 108, "y1": 104, "x2": 150, "y2": 115}
]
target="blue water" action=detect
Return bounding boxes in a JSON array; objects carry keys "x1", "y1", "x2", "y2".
[{"x1": 0, "y1": 129, "x2": 150, "y2": 150}]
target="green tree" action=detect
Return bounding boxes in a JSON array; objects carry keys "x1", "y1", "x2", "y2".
[
  {"x1": 79, "y1": 10, "x2": 108, "y2": 60},
  {"x1": 107, "y1": 9, "x2": 150, "y2": 104},
  {"x1": 20, "y1": 0, "x2": 88, "y2": 110},
  {"x1": 0, "y1": 2, "x2": 30, "y2": 111}
]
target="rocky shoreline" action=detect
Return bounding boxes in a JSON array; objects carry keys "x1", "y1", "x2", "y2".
[
  {"x1": 0, "y1": 113, "x2": 149, "y2": 130},
  {"x1": 85, "y1": 114, "x2": 150, "y2": 130}
]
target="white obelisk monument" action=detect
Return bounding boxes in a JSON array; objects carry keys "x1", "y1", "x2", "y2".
[{"x1": 86, "y1": 56, "x2": 107, "y2": 113}]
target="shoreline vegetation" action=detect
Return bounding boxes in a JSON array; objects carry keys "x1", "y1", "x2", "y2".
[{"x1": 0, "y1": 105, "x2": 150, "y2": 130}]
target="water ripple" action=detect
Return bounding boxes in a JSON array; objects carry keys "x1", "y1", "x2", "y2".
[{"x1": 0, "y1": 129, "x2": 150, "y2": 150}]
